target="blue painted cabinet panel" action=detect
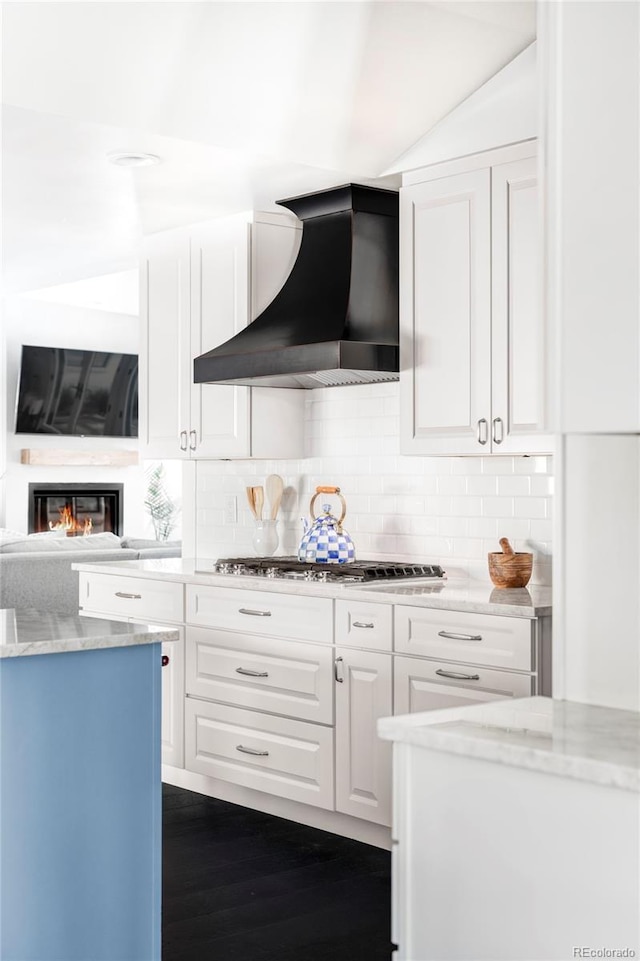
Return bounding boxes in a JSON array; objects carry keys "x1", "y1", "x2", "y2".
[{"x1": 0, "y1": 643, "x2": 161, "y2": 961}]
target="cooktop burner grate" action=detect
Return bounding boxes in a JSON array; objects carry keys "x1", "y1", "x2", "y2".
[{"x1": 206, "y1": 557, "x2": 445, "y2": 582}]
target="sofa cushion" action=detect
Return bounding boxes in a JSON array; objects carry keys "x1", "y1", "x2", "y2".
[
  {"x1": 121, "y1": 537, "x2": 181, "y2": 550},
  {"x1": 0, "y1": 532, "x2": 123, "y2": 554}
]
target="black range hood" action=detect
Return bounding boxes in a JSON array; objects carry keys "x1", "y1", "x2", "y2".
[{"x1": 193, "y1": 183, "x2": 399, "y2": 389}]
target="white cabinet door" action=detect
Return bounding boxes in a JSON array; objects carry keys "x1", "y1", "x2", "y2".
[
  {"x1": 190, "y1": 219, "x2": 251, "y2": 458},
  {"x1": 400, "y1": 169, "x2": 492, "y2": 455},
  {"x1": 161, "y1": 628, "x2": 184, "y2": 769},
  {"x1": 491, "y1": 155, "x2": 551, "y2": 453},
  {"x1": 140, "y1": 229, "x2": 191, "y2": 459},
  {"x1": 335, "y1": 648, "x2": 392, "y2": 826}
]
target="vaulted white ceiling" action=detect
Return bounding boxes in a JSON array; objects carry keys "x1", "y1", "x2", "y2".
[{"x1": 2, "y1": 1, "x2": 536, "y2": 292}]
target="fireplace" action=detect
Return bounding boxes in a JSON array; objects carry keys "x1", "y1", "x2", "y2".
[{"x1": 28, "y1": 483, "x2": 123, "y2": 536}]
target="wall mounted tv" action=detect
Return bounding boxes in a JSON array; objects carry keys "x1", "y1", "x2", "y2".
[{"x1": 15, "y1": 346, "x2": 138, "y2": 438}]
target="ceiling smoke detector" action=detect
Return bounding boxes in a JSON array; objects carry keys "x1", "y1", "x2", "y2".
[{"x1": 107, "y1": 152, "x2": 162, "y2": 168}]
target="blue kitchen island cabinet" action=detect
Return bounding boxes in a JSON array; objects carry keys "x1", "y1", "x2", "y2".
[{"x1": 0, "y1": 609, "x2": 178, "y2": 961}]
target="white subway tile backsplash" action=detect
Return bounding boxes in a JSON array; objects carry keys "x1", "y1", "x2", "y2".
[
  {"x1": 514, "y1": 497, "x2": 547, "y2": 519},
  {"x1": 194, "y1": 384, "x2": 553, "y2": 584},
  {"x1": 497, "y1": 476, "x2": 531, "y2": 497}
]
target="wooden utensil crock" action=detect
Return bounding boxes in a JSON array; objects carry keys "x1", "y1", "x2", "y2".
[{"x1": 488, "y1": 537, "x2": 533, "y2": 588}]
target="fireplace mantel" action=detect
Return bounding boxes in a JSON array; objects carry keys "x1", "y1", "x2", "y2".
[{"x1": 20, "y1": 450, "x2": 139, "y2": 467}]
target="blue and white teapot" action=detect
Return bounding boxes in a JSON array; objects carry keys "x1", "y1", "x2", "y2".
[{"x1": 298, "y1": 486, "x2": 356, "y2": 564}]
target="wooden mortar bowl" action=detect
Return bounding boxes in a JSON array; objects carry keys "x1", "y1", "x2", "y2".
[{"x1": 488, "y1": 551, "x2": 533, "y2": 589}]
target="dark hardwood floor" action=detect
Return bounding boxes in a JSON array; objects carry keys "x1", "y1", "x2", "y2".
[{"x1": 162, "y1": 784, "x2": 392, "y2": 961}]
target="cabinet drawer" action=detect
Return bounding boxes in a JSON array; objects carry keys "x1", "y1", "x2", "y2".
[
  {"x1": 394, "y1": 655, "x2": 534, "y2": 715},
  {"x1": 185, "y1": 699, "x2": 334, "y2": 810},
  {"x1": 186, "y1": 627, "x2": 334, "y2": 724},
  {"x1": 335, "y1": 600, "x2": 392, "y2": 651},
  {"x1": 394, "y1": 606, "x2": 533, "y2": 672},
  {"x1": 186, "y1": 585, "x2": 333, "y2": 643},
  {"x1": 79, "y1": 573, "x2": 184, "y2": 624}
]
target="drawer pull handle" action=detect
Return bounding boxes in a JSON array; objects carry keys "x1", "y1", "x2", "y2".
[
  {"x1": 236, "y1": 744, "x2": 269, "y2": 757},
  {"x1": 238, "y1": 608, "x2": 272, "y2": 617},
  {"x1": 235, "y1": 667, "x2": 269, "y2": 678},
  {"x1": 435, "y1": 668, "x2": 481, "y2": 681},
  {"x1": 335, "y1": 656, "x2": 344, "y2": 683},
  {"x1": 115, "y1": 592, "x2": 142, "y2": 600},
  {"x1": 492, "y1": 417, "x2": 504, "y2": 445},
  {"x1": 179, "y1": 429, "x2": 188, "y2": 451},
  {"x1": 437, "y1": 630, "x2": 482, "y2": 642},
  {"x1": 189, "y1": 428, "x2": 197, "y2": 451},
  {"x1": 353, "y1": 621, "x2": 374, "y2": 629}
]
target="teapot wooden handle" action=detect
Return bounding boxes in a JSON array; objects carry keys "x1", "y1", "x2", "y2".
[{"x1": 310, "y1": 490, "x2": 347, "y2": 528}]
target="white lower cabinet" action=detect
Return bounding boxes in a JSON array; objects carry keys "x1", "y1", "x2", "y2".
[
  {"x1": 79, "y1": 571, "x2": 550, "y2": 839},
  {"x1": 184, "y1": 698, "x2": 334, "y2": 809},
  {"x1": 394, "y1": 654, "x2": 533, "y2": 715},
  {"x1": 161, "y1": 628, "x2": 185, "y2": 768},
  {"x1": 335, "y1": 648, "x2": 393, "y2": 827},
  {"x1": 78, "y1": 573, "x2": 185, "y2": 769},
  {"x1": 185, "y1": 626, "x2": 334, "y2": 724}
]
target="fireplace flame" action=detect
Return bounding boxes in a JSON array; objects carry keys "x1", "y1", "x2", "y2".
[{"x1": 49, "y1": 505, "x2": 93, "y2": 535}]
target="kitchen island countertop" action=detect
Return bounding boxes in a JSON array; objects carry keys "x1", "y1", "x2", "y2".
[
  {"x1": 72, "y1": 557, "x2": 552, "y2": 617},
  {"x1": 378, "y1": 695, "x2": 640, "y2": 792},
  {"x1": 0, "y1": 607, "x2": 179, "y2": 658}
]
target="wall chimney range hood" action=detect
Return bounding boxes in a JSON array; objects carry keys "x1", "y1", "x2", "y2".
[{"x1": 193, "y1": 184, "x2": 399, "y2": 389}]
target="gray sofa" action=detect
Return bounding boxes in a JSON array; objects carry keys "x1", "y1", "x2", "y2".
[{"x1": 0, "y1": 533, "x2": 181, "y2": 614}]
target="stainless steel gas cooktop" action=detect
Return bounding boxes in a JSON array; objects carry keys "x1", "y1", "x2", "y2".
[{"x1": 200, "y1": 557, "x2": 446, "y2": 584}]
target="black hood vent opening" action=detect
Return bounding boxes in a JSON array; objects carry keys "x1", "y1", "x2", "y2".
[{"x1": 193, "y1": 183, "x2": 399, "y2": 389}]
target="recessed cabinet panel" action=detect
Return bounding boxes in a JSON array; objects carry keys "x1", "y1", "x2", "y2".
[
  {"x1": 394, "y1": 655, "x2": 533, "y2": 715},
  {"x1": 185, "y1": 626, "x2": 334, "y2": 723},
  {"x1": 140, "y1": 231, "x2": 191, "y2": 459},
  {"x1": 492, "y1": 156, "x2": 550, "y2": 452},
  {"x1": 335, "y1": 600, "x2": 393, "y2": 651},
  {"x1": 79, "y1": 573, "x2": 184, "y2": 624},
  {"x1": 400, "y1": 169, "x2": 491, "y2": 455},
  {"x1": 335, "y1": 648, "x2": 392, "y2": 826},
  {"x1": 185, "y1": 699, "x2": 334, "y2": 810},
  {"x1": 190, "y1": 221, "x2": 251, "y2": 458},
  {"x1": 394, "y1": 605, "x2": 534, "y2": 672},
  {"x1": 186, "y1": 585, "x2": 333, "y2": 644},
  {"x1": 161, "y1": 629, "x2": 185, "y2": 769}
]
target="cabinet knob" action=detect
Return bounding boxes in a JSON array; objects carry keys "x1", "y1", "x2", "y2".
[{"x1": 161, "y1": 655, "x2": 170, "y2": 667}]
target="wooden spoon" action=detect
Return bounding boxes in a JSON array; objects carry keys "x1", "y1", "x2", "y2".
[
  {"x1": 499, "y1": 537, "x2": 515, "y2": 556},
  {"x1": 253, "y1": 486, "x2": 264, "y2": 521},
  {"x1": 246, "y1": 486, "x2": 257, "y2": 519},
  {"x1": 265, "y1": 474, "x2": 284, "y2": 520}
]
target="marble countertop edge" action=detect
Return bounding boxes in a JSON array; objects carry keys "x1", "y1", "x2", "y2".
[
  {"x1": 1, "y1": 628, "x2": 179, "y2": 659},
  {"x1": 378, "y1": 697, "x2": 640, "y2": 793}
]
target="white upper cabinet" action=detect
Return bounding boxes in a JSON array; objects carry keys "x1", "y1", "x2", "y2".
[
  {"x1": 140, "y1": 213, "x2": 304, "y2": 460},
  {"x1": 400, "y1": 142, "x2": 551, "y2": 456}
]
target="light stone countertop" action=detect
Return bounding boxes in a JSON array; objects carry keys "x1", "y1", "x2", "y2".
[
  {"x1": 378, "y1": 696, "x2": 640, "y2": 792},
  {"x1": 0, "y1": 609, "x2": 179, "y2": 659},
  {"x1": 72, "y1": 557, "x2": 552, "y2": 617}
]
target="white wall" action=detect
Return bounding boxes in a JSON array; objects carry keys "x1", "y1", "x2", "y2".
[
  {"x1": 2, "y1": 296, "x2": 147, "y2": 535},
  {"x1": 193, "y1": 382, "x2": 553, "y2": 585},
  {"x1": 542, "y1": 1, "x2": 640, "y2": 711}
]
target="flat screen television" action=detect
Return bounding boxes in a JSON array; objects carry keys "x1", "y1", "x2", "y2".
[{"x1": 15, "y1": 345, "x2": 138, "y2": 438}]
